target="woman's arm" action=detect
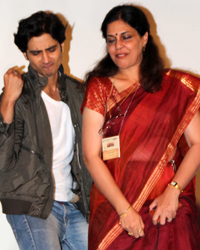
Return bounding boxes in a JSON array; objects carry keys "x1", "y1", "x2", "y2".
[
  {"x1": 82, "y1": 107, "x2": 145, "y2": 237},
  {"x1": 150, "y1": 110, "x2": 200, "y2": 225}
]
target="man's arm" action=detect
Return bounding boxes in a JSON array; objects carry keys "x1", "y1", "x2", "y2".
[{"x1": 0, "y1": 67, "x2": 24, "y2": 171}]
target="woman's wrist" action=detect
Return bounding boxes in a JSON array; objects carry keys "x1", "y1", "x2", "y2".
[
  {"x1": 116, "y1": 200, "x2": 131, "y2": 216},
  {"x1": 168, "y1": 181, "x2": 183, "y2": 194},
  {"x1": 119, "y1": 204, "x2": 131, "y2": 218}
]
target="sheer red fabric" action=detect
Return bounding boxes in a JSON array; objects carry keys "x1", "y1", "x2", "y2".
[{"x1": 81, "y1": 70, "x2": 200, "y2": 250}]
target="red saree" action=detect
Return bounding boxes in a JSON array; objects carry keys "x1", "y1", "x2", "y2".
[{"x1": 82, "y1": 69, "x2": 200, "y2": 250}]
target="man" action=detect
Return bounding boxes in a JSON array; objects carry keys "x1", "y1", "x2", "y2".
[{"x1": 0, "y1": 11, "x2": 91, "y2": 250}]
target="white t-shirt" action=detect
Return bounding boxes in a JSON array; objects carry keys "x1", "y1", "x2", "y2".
[{"x1": 41, "y1": 91, "x2": 75, "y2": 202}]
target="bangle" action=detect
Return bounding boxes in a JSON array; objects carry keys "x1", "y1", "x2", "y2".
[
  {"x1": 119, "y1": 205, "x2": 132, "y2": 218},
  {"x1": 168, "y1": 181, "x2": 183, "y2": 193}
]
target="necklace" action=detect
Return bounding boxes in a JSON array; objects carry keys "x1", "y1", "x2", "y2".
[
  {"x1": 99, "y1": 77, "x2": 140, "y2": 135},
  {"x1": 118, "y1": 81, "x2": 139, "y2": 107},
  {"x1": 118, "y1": 83, "x2": 140, "y2": 135},
  {"x1": 109, "y1": 75, "x2": 139, "y2": 119},
  {"x1": 100, "y1": 76, "x2": 140, "y2": 161}
]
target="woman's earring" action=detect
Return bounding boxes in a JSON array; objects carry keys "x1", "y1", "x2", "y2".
[{"x1": 143, "y1": 45, "x2": 146, "y2": 52}]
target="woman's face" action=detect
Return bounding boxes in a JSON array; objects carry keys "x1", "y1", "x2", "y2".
[{"x1": 106, "y1": 19, "x2": 148, "y2": 71}]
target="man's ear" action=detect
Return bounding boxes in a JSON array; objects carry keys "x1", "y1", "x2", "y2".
[
  {"x1": 61, "y1": 43, "x2": 64, "y2": 52},
  {"x1": 23, "y1": 52, "x2": 29, "y2": 61}
]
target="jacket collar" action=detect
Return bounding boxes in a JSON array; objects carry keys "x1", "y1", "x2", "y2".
[
  {"x1": 28, "y1": 65, "x2": 48, "y2": 89},
  {"x1": 27, "y1": 64, "x2": 65, "y2": 88},
  {"x1": 25, "y1": 64, "x2": 67, "y2": 104}
]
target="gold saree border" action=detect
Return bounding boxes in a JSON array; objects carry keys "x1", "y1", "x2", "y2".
[
  {"x1": 166, "y1": 69, "x2": 200, "y2": 93},
  {"x1": 97, "y1": 71, "x2": 200, "y2": 250}
]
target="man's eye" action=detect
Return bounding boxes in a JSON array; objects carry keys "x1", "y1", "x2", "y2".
[
  {"x1": 31, "y1": 51, "x2": 40, "y2": 56},
  {"x1": 48, "y1": 48, "x2": 56, "y2": 52}
]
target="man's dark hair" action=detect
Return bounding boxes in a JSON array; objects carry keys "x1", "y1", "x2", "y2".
[
  {"x1": 14, "y1": 11, "x2": 66, "y2": 52},
  {"x1": 84, "y1": 5, "x2": 164, "y2": 93}
]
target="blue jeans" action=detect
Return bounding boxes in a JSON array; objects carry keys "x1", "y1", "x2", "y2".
[{"x1": 6, "y1": 201, "x2": 88, "y2": 250}]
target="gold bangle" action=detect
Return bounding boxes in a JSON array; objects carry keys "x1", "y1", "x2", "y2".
[
  {"x1": 119, "y1": 205, "x2": 131, "y2": 218},
  {"x1": 168, "y1": 181, "x2": 183, "y2": 193}
]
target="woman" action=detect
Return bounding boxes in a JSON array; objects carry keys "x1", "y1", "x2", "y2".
[{"x1": 81, "y1": 5, "x2": 200, "y2": 250}]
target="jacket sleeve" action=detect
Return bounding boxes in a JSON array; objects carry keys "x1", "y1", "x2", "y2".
[{"x1": 0, "y1": 98, "x2": 24, "y2": 172}]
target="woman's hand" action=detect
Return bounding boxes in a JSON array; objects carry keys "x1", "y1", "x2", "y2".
[
  {"x1": 119, "y1": 206, "x2": 145, "y2": 238},
  {"x1": 149, "y1": 185, "x2": 180, "y2": 225}
]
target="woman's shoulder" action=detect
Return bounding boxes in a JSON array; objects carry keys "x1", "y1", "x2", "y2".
[
  {"x1": 88, "y1": 76, "x2": 112, "y2": 86},
  {"x1": 82, "y1": 76, "x2": 112, "y2": 115},
  {"x1": 163, "y1": 68, "x2": 200, "y2": 91},
  {"x1": 87, "y1": 76, "x2": 113, "y2": 94},
  {"x1": 164, "y1": 68, "x2": 200, "y2": 82}
]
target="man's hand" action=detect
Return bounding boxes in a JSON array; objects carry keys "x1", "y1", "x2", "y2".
[
  {"x1": 0, "y1": 66, "x2": 24, "y2": 123},
  {"x1": 3, "y1": 66, "x2": 24, "y2": 103}
]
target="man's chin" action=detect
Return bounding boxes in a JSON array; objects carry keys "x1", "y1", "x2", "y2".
[{"x1": 38, "y1": 71, "x2": 54, "y2": 78}]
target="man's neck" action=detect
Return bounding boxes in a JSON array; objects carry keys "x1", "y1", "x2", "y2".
[{"x1": 43, "y1": 73, "x2": 61, "y2": 101}]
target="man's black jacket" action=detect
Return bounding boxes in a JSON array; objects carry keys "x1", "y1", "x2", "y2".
[{"x1": 0, "y1": 65, "x2": 92, "y2": 221}]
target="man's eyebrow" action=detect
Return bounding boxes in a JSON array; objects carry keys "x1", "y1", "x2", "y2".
[
  {"x1": 46, "y1": 45, "x2": 57, "y2": 51},
  {"x1": 29, "y1": 49, "x2": 41, "y2": 53},
  {"x1": 29, "y1": 44, "x2": 58, "y2": 53}
]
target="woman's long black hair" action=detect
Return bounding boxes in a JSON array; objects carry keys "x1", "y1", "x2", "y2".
[{"x1": 84, "y1": 5, "x2": 164, "y2": 93}]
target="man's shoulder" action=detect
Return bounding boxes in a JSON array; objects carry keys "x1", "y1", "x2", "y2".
[
  {"x1": 64, "y1": 74, "x2": 82, "y2": 86},
  {"x1": 63, "y1": 74, "x2": 84, "y2": 96}
]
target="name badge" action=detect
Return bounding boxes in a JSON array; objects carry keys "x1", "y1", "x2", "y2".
[{"x1": 102, "y1": 135, "x2": 120, "y2": 161}]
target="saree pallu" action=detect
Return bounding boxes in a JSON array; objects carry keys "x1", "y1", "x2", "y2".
[{"x1": 81, "y1": 70, "x2": 200, "y2": 250}]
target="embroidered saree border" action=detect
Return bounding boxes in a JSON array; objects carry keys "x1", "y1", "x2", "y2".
[
  {"x1": 97, "y1": 71, "x2": 200, "y2": 250},
  {"x1": 166, "y1": 69, "x2": 200, "y2": 92}
]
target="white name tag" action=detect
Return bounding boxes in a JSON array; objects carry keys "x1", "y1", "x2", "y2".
[{"x1": 102, "y1": 135, "x2": 120, "y2": 161}]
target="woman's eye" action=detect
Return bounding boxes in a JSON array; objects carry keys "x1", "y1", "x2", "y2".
[
  {"x1": 106, "y1": 39, "x2": 115, "y2": 44},
  {"x1": 122, "y1": 35, "x2": 132, "y2": 40}
]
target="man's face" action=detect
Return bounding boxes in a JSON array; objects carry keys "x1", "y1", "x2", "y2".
[{"x1": 24, "y1": 33, "x2": 64, "y2": 78}]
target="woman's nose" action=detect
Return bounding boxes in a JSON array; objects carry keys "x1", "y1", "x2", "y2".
[{"x1": 115, "y1": 38, "x2": 123, "y2": 50}]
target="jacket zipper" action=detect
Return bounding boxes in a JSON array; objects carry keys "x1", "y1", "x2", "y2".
[
  {"x1": 21, "y1": 144, "x2": 44, "y2": 162},
  {"x1": 76, "y1": 142, "x2": 82, "y2": 170},
  {"x1": 76, "y1": 142, "x2": 89, "y2": 218}
]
